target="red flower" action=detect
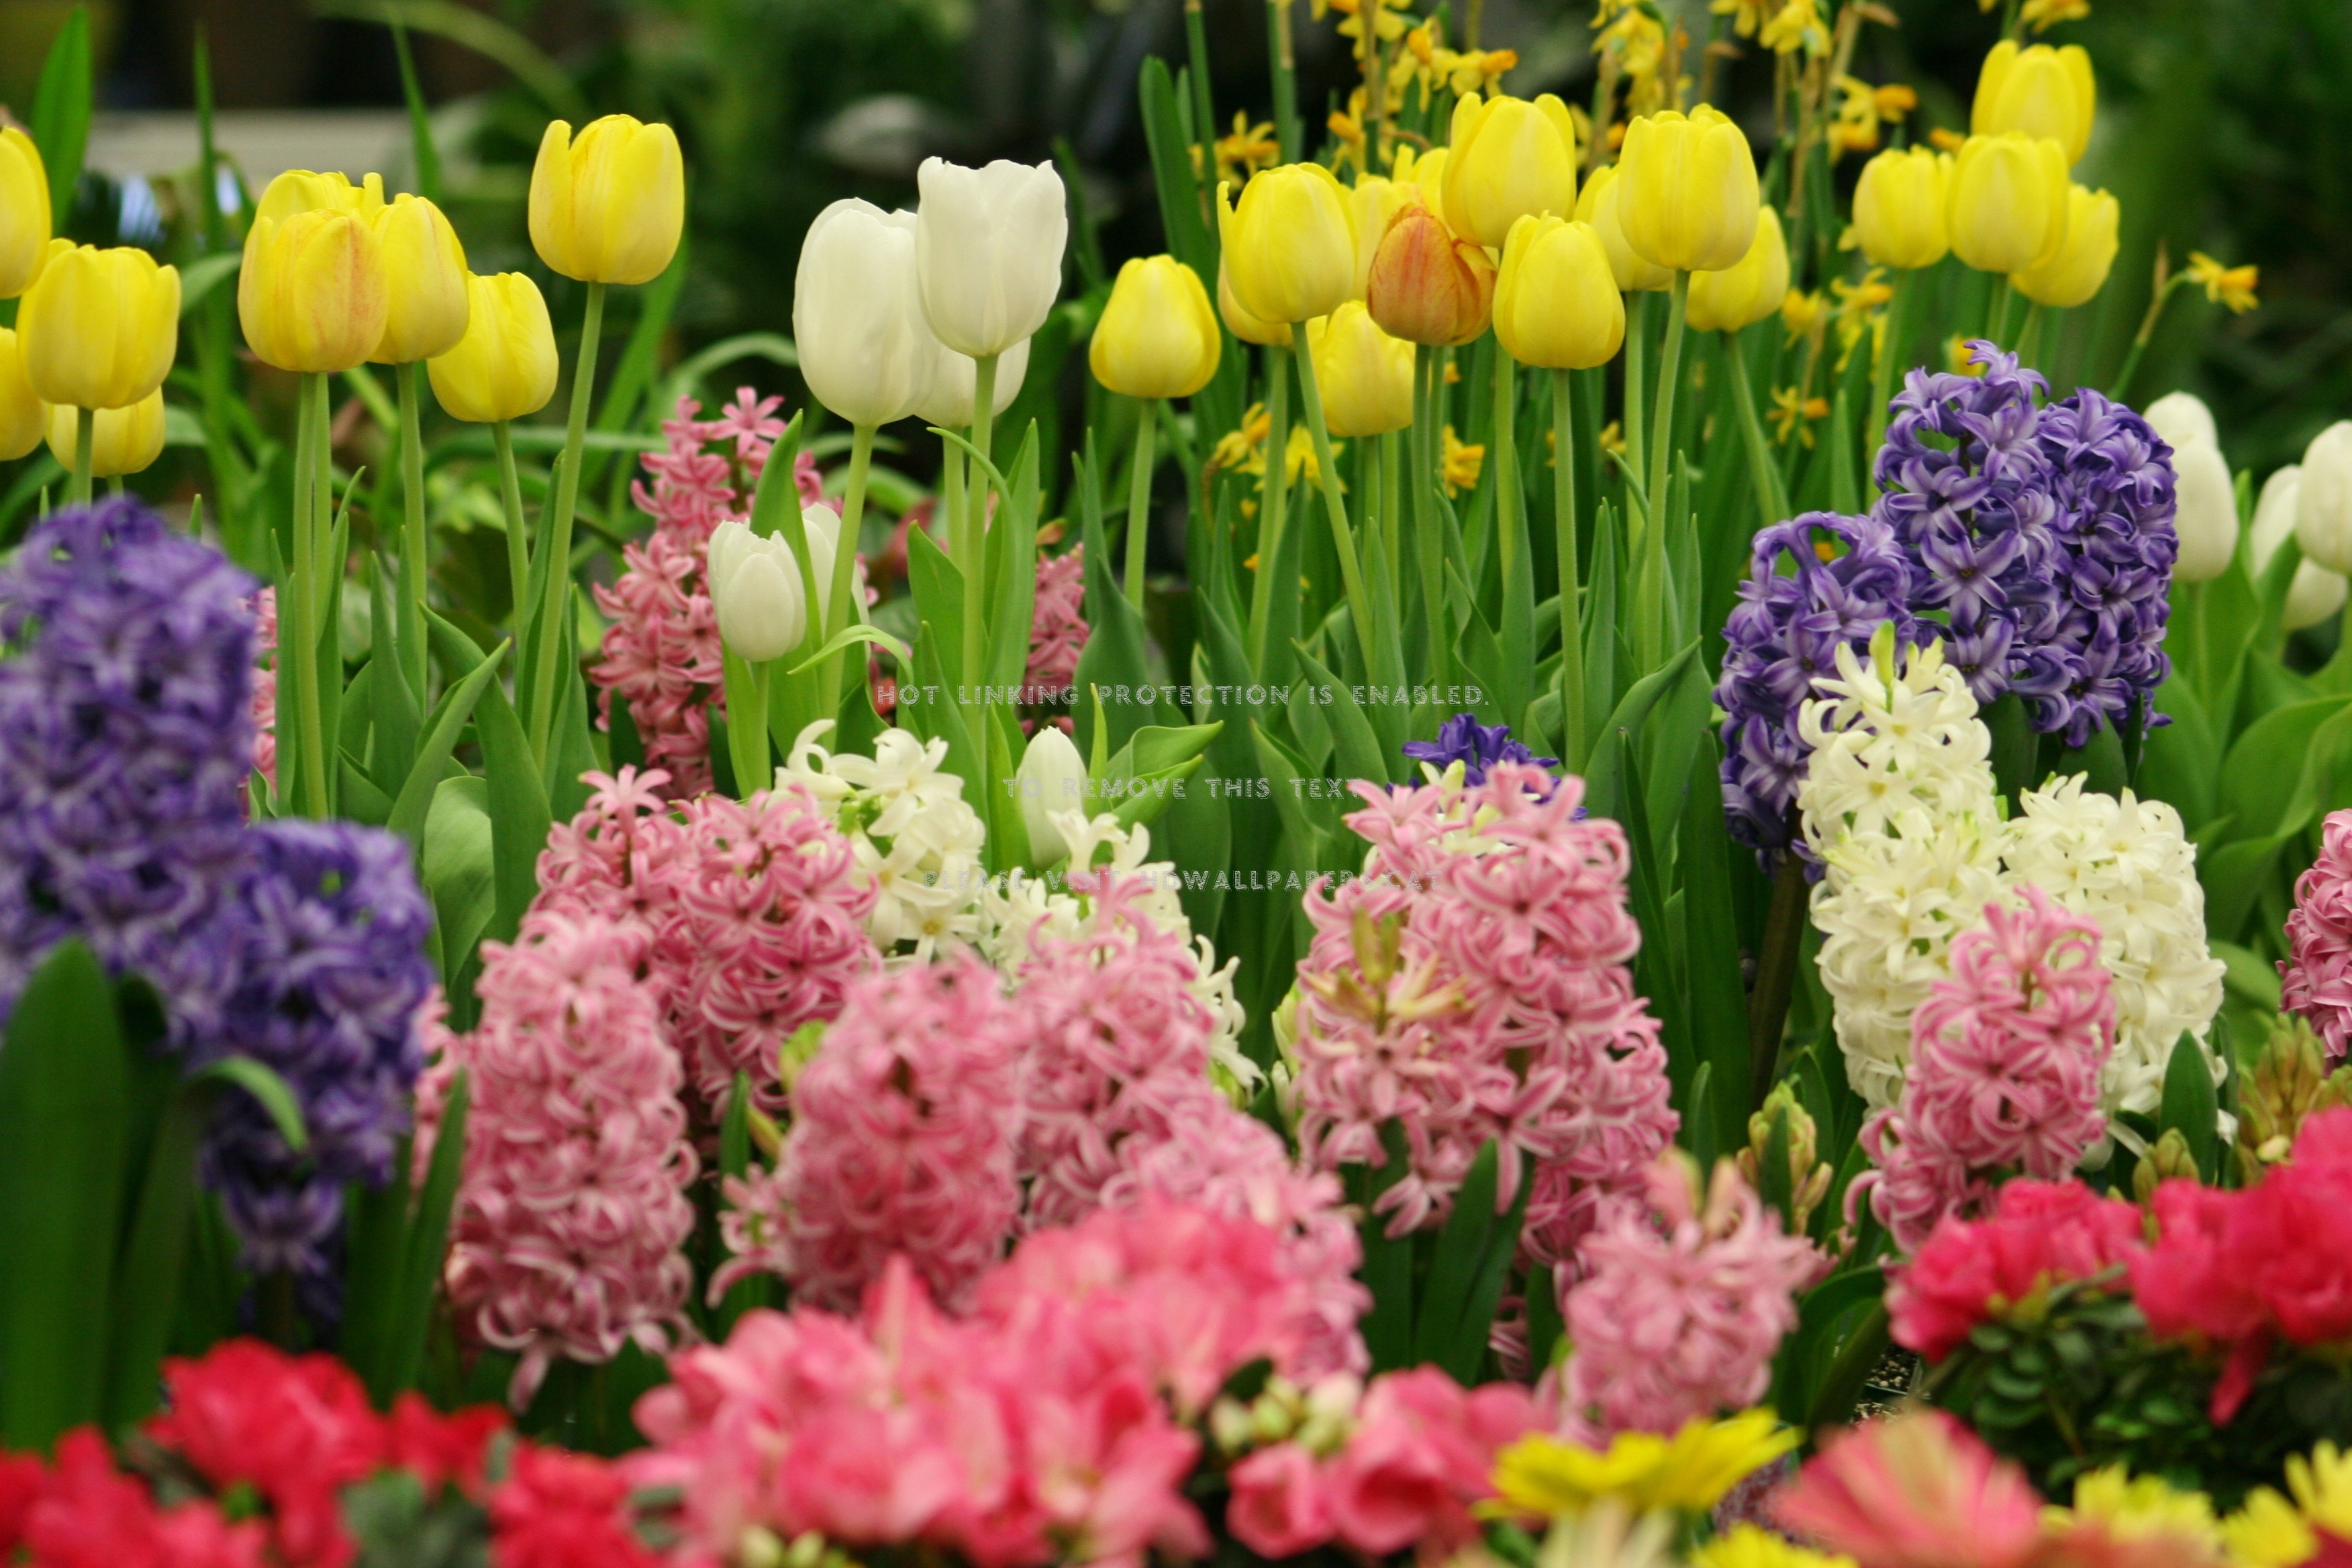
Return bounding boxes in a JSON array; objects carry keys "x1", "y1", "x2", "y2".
[
  {"x1": 385, "y1": 1393, "x2": 509, "y2": 1498},
  {"x1": 489, "y1": 1444, "x2": 660, "y2": 1568},
  {"x1": 19, "y1": 1429, "x2": 268, "y2": 1568},
  {"x1": 0, "y1": 1452, "x2": 44, "y2": 1552},
  {"x1": 1888, "y1": 1179, "x2": 2143, "y2": 1362}
]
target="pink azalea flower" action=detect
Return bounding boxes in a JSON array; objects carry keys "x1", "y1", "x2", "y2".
[
  {"x1": 1322, "y1": 1368, "x2": 1536, "y2": 1557},
  {"x1": 1224, "y1": 1444, "x2": 1333, "y2": 1559},
  {"x1": 1888, "y1": 1179, "x2": 2145, "y2": 1362}
]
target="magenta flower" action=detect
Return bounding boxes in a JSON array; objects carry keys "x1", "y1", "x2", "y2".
[
  {"x1": 246, "y1": 586, "x2": 277, "y2": 791},
  {"x1": 2282, "y1": 808, "x2": 2352, "y2": 1061},
  {"x1": 1558, "y1": 1155, "x2": 1822, "y2": 1436},
  {"x1": 421, "y1": 909, "x2": 697, "y2": 1408},
  {"x1": 1025, "y1": 546, "x2": 1089, "y2": 699}
]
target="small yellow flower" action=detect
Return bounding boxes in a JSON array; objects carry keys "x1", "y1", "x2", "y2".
[
  {"x1": 2222, "y1": 1487, "x2": 2316, "y2": 1568},
  {"x1": 1328, "y1": 89, "x2": 1371, "y2": 175},
  {"x1": 2022, "y1": 0, "x2": 2091, "y2": 30},
  {"x1": 1488, "y1": 1411, "x2": 1798, "y2": 1520},
  {"x1": 1781, "y1": 287, "x2": 1826, "y2": 341},
  {"x1": 2186, "y1": 250, "x2": 2260, "y2": 314},
  {"x1": 1761, "y1": 0, "x2": 1828, "y2": 56},
  {"x1": 1208, "y1": 402, "x2": 1273, "y2": 478},
  {"x1": 1440, "y1": 425, "x2": 1484, "y2": 495},
  {"x1": 1598, "y1": 420, "x2": 1626, "y2": 456},
  {"x1": 1689, "y1": 1524, "x2": 1855, "y2": 1568},
  {"x1": 2055, "y1": 1467, "x2": 2221, "y2": 1549},
  {"x1": 1215, "y1": 113, "x2": 1281, "y2": 189},
  {"x1": 1927, "y1": 126, "x2": 1969, "y2": 152},
  {"x1": 1283, "y1": 423, "x2": 1339, "y2": 489},
  {"x1": 1829, "y1": 78, "x2": 1917, "y2": 158},
  {"x1": 1710, "y1": 0, "x2": 1775, "y2": 41},
  {"x1": 1444, "y1": 358, "x2": 1463, "y2": 385},
  {"x1": 1331, "y1": 0, "x2": 1412, "y2": 58},
  {"x1": 1770, "y1": 386, "x2": 1830, "y2": 446},
  {"x1": 1832, "y1": 266, "x2": 1895, "y2": 319}
]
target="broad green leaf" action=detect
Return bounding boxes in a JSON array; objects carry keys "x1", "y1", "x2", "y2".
[
  {"x1": 386, "y1": 640, "x2": 509, "y2": 847},
  {"x1": 2157, "y1": 1032, "x2": 2222, "y2": 1183},
  {"x1": 29, "y1": 7, "x2": 92, "y2": 227},
  {"x1": 1349, "y1": 1122, "x2": 1416, "y2": 1373},
  {"x1": 1411, "y1": 1140, "x2": 1532, "y2": 1385},
  {"x1": 378, "y1": 1070, "x2": 467, "y2": 1399},
  {"x1": 423, "y1": 775, "x2": 497, "y2": 979},
  {"x1": 103, "y1": 1079, "x2": 209, "y2": 1426},
  {"x1": 1289, "y1": 644, "x2": 1388, "y2": 787}
]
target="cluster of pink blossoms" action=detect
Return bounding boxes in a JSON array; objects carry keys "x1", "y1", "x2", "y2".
[
  {"x1": 629, "y1": 1200, "x2": 1306, "y2": 1568},
  {"x1": 1555, "y1": 1154, "x2": 1821, "y2": 1436},
  {"x1": 2282, "y1": 807, "x2": 2352, "y2": 1061},
  {"x1": 590, "y1": 389, "x2": 820, "y2": 797},
  {"x1": 1855, "y1": 888, "x2": 2116, "y2": 1253},
  {"x1": 534, "y1": 767, "x2": 878, "y2": 1116},
  {"x1": 246, "y1": 587, "x2": 277, "y2": 789},
  {"x1": 1291, "y1": 763, "x2": 1676, "y2": 1262},
  {"x1": 418, "y1": 908, "x2": 699, "y2": 1408},
  {"x1": 1026, "y1": 545, "x2": 1089, "y2": 694},
  {"x1": 725, "y1": 955, "x2": 1024, "y2": 1314}
]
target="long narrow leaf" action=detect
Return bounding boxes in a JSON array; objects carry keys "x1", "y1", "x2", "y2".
[
  {"x1": 379, "y1": 1070, "x2": 469, "y2": 1400},
  {"x1": 386, "y1": 640, "x2": 511, "y2": 846}
]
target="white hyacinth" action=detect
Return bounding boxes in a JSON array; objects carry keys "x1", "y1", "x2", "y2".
[{"x1": 779, "y1": 721, "x2": 989, "y2": 961}]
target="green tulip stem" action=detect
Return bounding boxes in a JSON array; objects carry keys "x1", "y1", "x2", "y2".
[
  {"x1": 493, "y1": 421, "x2": 530, "y2": 643},
  {"x1": 1492, "y1": 347, "x2": 1520, "y2": 583},
  {"x1": 527, "y1": 279, "x2": 605, "y2": 770},
  {"x1": 1124, "y1": 397, "x2": 1157, "y2": 609},
  {"x1": 1289, "y1": 334, "x2": 1377, "y2": 675},
  {"x1": 1865, "y1": 266, "x2": 1910, "y2": 461},
  {"x1": 287, "y1": 374, "x2": 330, "y2": 819},
  {"x1": 1246, "y1": 346, "x2": 1293, "y2": 676},
  {"x1": 963, "y1": 352, "x2": 1000, "y2": 696},
  {"x1": 1622, "y1": 292, "x2": 1649, "y2": 495},
  {"x1": 395, "y1": 362, "x2": 430, "y2": 703},
  {"x1": 1410, "y1": 344, "x2": 1446, "y2": 681},
  {"x1": 1267, "y1": 0, "x2": 1301, "y2": 164},
  {"x1": 1379, "y1": 423, "x2": 1402, "y2": 605},
  {"x1": 2114, "y1": 273, "x2": 2192, "y2": 405},
  {"x1": 1551, "y1": 368, "x2": 1586, "y2": 773},
  {"x1": 940, "y1": 438, "x2": 966, "y2": 583},
  {"x1": 1640, "y1": 271, "x2": 1690, "y2": 669},
  {"x1": 1725, "y1": 332, "x2": 1794, "y2": 528},
  {"x1": 69, "y1": 407, "x2": 93, "y2": 508},
  {"x1": 821, "y1": 422, "x2": 877, "y2": 722},
  {"x1": 107, "y1": 476, "x2": 124, "y2": 496},
  {"x1": 721, "y1": 647, "x2": 770, "y2": 801},
  {"x1": 2016, "y1": 301, "x2": 2049, "y2": 371}
]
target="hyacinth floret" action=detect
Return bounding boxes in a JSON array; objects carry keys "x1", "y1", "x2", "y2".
[
  {"x1": 1402, "y1": 712, "x2": 1559, "y2": 788},
  {"x1": 783, "y1": 722, "x2": 991, "y2": 961},
  {"x1": 0, "y1": 498, "x2": 257, "y2": 1032},
  {"x1": 1026, "y1": 545, "x2": 1089, "y2": 696},
  {"x1": 1716, "y1": 509, "x2": 1918, "y2": 861},
  {"x1": 2282, "y1": 809, "x2": 2352, "y2": 1062}
]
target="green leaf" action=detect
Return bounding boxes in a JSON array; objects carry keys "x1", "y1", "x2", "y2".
[
  {"x1": 309, "y1": 0, "x2": 589, "y2": 119},
  {"x1": 985, "y1": 428, "x2": 1044, "y2": 695},
  {"x1": 1074, "y1": 495, "x2": 1159, "y2": 761},
  {"x1": 464, "y1": 642, "x2": 552, "y2": 948},
  {"x1": 0, "y1": 940, "x2": 127, "y2": 1449},
  {"x1": 379, "y1": 1071, "x2": 469, "y2": 1399},
  {"x1": 1249, "y1": 718, "x2": 1333, "y2": 871},
  {"x1": 1681, "y1": 734, "x2": 1751, "y2": 1143},
  {"x1": 1289, "y1": 644, "x2": 1388, "y2": 787},
  {"x1": 2158, "y1": 1033, "x2": 2221, "y2": 1183},
  {"x1": 422, "y1": 775, "x2": 497, "y2": 980},
  {"x1": 748, "y1": 409, "x2": 812, "y2": 539},
  {"x1": 385, "y1": 639, "x2": 509, "y2": 848},
  {"x1": 1579, "y1": 640, "x2": 1702, "y2": 826},
  {"x1": 1350, "y1": 1122, "x2": 1416, "y2": 1373},
  {"x1": 198, "y1": 1055, "x2": 309, "y2": 1154},
  {"x1": 29, "y1": 7, "x2": 92, "y2": 229},
  {"x1": 389, "y1": 18, "x2": 441, "y2": 203},
  {"x1": 905, "y1": 523, "x2": 966, "y2": 692},
  {"x1": 783, "y1": 622, "x2": 913, "y2": 677},
  {"x1": 1410, "y1": 1140, "x2": 1532, "y2": 1386},
  {"x1": 714, "y1": 1073, "x2": 773, "y2": 1337},
  {"x1": 176, "y1": 252, "x2": 243, "y2": 315},
  {"x1": 103, "y1": 1077, "x2": 209, "y2": 1426}
]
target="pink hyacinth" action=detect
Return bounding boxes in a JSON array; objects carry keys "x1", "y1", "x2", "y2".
[
  {"x1": 1026, "y1": 546, "x2": 1089, "y2": 698},
  {"x1": 2282, "y1": 809, "x2": 2352, "y2": 1061},
  {"x1": 1292, "y1": 765, "x2": 1677, "y2": 1253},
  {"x1": 1854, "y1": 889, "x2": 2114, "y2": 1254},
  {"x1": 418, "y1": 909, "x2": 698, "y2": 1408},
  {"x1": 246, "y1": 587, "x2": 277, "y2": 790},
  {"x1": 739, "y1": 956, "x2": 1025, "y2": 1314},
  {"x1": 590, "y1": 390, "x2": 822, "y2": 798},
  {"x1": 1557, "y1": 1155, "x2": 1822, "y2": 1436},
  {"x1": 1774, "y1": 1408, "x2": 2046, "y2": 1568}
]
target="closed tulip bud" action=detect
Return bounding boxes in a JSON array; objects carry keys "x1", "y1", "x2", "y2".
[
  {"x1": 1493, "y1": 215, "x2": 1624, "y2": 370},
  {"x1": 1852, "y1": 146, "x2": 1951, "y2": 271},
  {"x1": 1573, "y1": 164, "x2": 1671, "y2": 293},
  {"x1": 2167, "y1": 436, "x2": 2238, "y2": 585},
  {"x1": 795, "y1": 199, "x2": 933, "y2": 428},
  {"x1": 530, "y1": 116, "x2": 685, "y2": 286},
  {"x1": 0, "y1": 328, "x2": 41, "y2": 460},
  {"x1": 239, "y1": 208, "x2": 389, "y2": 375},
  {"x1": 1366, "y1": 204, "x2": 1495, "y2": 348},
  {"x1": 1947, "y1": 134, "x2": 2071, "y2": 277},
  {"x1": 707, "y1": 518, "x2": 809, "y2": 662},
  {"x1": 1347, "y1": 175, "x2": 1420, "y2": 301},
  {"x1": 1217, "y1": 254, "x2": 1291, "y2": 347},
  {"x1": 1305, "y1": 303, "x2": 1413, "y2": 437},
  {"x1": 17, "y1": 241, "x2": 181, "y2": 409},
  {"x1": 914, "y1": 157, "x2": 1068, "y2": 360},
  {"x1": 369, "y1": 194, "x2": 470, "y2": 364},
  {"x1": 428, "y1": 272, "x2": 558, "y2": 424},
  {"x1": 1615, "y1": 105, "x2": 1760, "y2": 274},
  {"x1": 256, "y1": 168, "x2": 384, "y2": 226},
  {"x1": 1016, "y1": 723, "x2": 1088, "y2": 866},
  {"x1": 1441, "y1": 91, "x2": 1579, "y2": 252},
  {"x1": 2296, "y1": 422, "x2": 2352, "y2": 576},
  {"x1": 1686, "y1": 205, "x2": 1789, "y2": 334},
  {"x1": 2255, "y1": 467, "x2": 2349, "y2": 632},
  {"x1": 1218, "y1": 163, "x2": 1357, "y2": 326},
  {"x1": 915, "y1": 336, "x2": 1030, "y2": 430},
  {"x1": 2145, "y1": 391, "x2": 2220, "y2": 454},
  {"x1": 1971, "y1": 40, "x2": 2096, "y2": 166},
  {"x1": 0, "y1": 127, "x2": 50, "y2": 299},
  {"x1": 1091, "y1": 255, "x2": 1220, "y2": 399},
  {"x1": 46, "y1": 389, "x2": 165, "y2": 478},
  {"x1": 2009, "y1": 183, "x2": 2118, "y2": 309}
]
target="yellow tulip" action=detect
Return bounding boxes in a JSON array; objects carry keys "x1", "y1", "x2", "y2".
[
  {"x1": 1441, "y1": 91, "x2": 1579, "y2": 251},
  {"x1": 2009, "y1": 183, "x2": 2120, "y2": 309},
  {"x1": 1615, "y1": 105, "x2": 1760, "y2": 274},
  {"x1": 0, "y1": 328, "x2": 42, "y2": 460},
  {"x1": 428, "y1": 272, "x2": 559, "y2": 424},
  {"x1": 1218, "y1": 162, "x2": 1356, "y2": 325},
  {"x1": 240, "y1": 207, "x2": 390, "y2": 375},
  {"x1": 1348, "y1": 174, "x2": 1421, "y2": 301},
  {"x1": 1971, "y1": 40, "x2": 2095, "y2": 165},
  {"x1": 1687, "y1": 207, "x2": 1789, "y2": 334},
  {"x1": 0, "y1": 127, "x2": 50, "y2": 299},
  {"x1": 369, "y1": 193, "x2": 471, "y2": 364},
  {"x1": 1089, "y1": 255, "x2": 1221, "y2": 399},
  {"x1": 1217, "y1": 254, "x2": 1291, "y2": 348},
  {"x1": 1305, "y1": 302, "x2": 1413, "y2": 437},
  {"x1": 16, "y1": 241, "x2": 181, "y2": 410},
  {"x1": 1947, "y1": 134, "x2": 2071, "y2": 276},
  {"x1": 1493, "y1": 215, "x2": 1624, "y2": 371},
  {"x1": 256, "y1": 168, "x2": 385, "y2": 227},
  {"x1": 1365, "y1": 203, "x2": 1495, "y2": 348},
  {"x1": 1393, "y1": 144, "x2": 1449, "y2": 213},
  {"x1": 530, "y1": 115, "x2": 686, "y2": 286},
  {"x1": 46, "y1": 389, "x2": 166, "y2": 478},
  {"x1": 1574, "y1": 165, "x2": 1671, "y2": 293},
  {"x1": 1852, "y1": 146, "x2": 1951, "y2": 271}
]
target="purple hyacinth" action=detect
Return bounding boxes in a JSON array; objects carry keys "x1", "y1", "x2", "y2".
[
  {"x1": 1403, "y1": 712, "x2": 1559, "y2": 785},
  {"x1": 0, "y1": 498, "x2": 256, "y2": 1035},
  {"x1": 1716, "y1": 511, "x2": 1918, "y2": 860},
  {"x1": 2026, "y1": 387, "x2": 2177, "y2": 748},
  {"x1": 200, "y1": 818, "x2": 434, "y2": 1288}
]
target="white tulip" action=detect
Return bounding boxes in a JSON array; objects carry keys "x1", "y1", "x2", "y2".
[
  {"x1": 798, "y1": 502, "x2": 844, "y2": 629},
  {"x1": 916, "y1": 334, "x2": 1030, "y2": 430},
  {"x1": 2167, "y1": 435, "x2": 2238, "y2": 583},
  {"x1": 793, "y1": 199, "x2": 934, "y2": 428},
  {"x1": 2254, "y1": 466, "x2": 2351, "y2": 632},
  {"x1": 2143, "y1": 390, "x2": 2218, "y2": 454},
  {"x1": 707, "y1": 519, "x2": 807, "y2": 662},
  {"x1": 1014, "y1": 724, "x2": 1087, "y2": 866},
  {"x1": 915, "y1": 158, "x2": 1068, "y2": 360},
  {"x1": 2296, "y1": 421, "x2": 2352, "y2": 575}
]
